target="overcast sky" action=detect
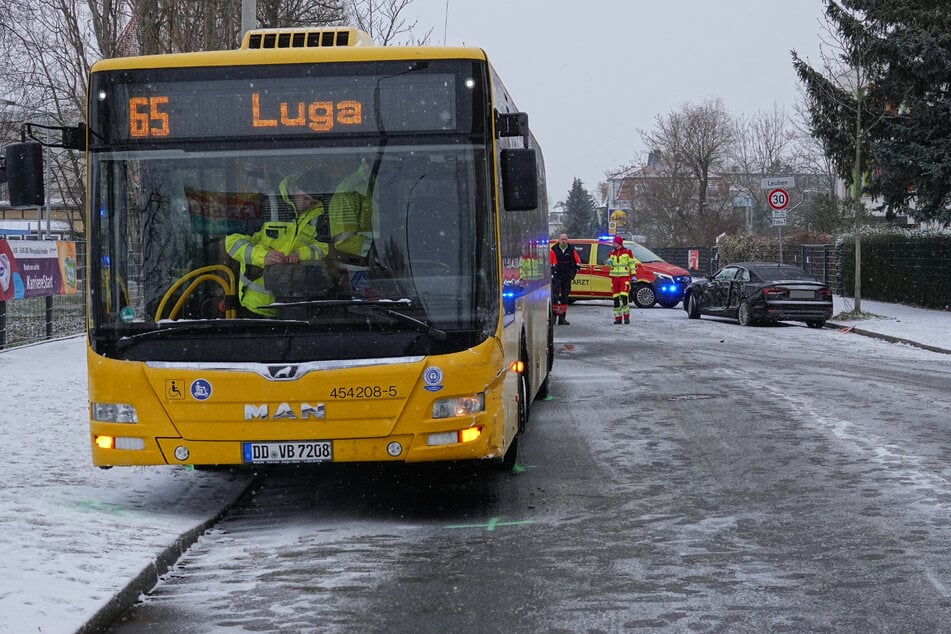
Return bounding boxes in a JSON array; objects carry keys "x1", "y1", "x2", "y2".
[{"x1": 407, "y1": 0, "x2": 828, "y2": 206}]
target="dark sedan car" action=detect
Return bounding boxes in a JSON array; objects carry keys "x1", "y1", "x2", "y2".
[{"x1": 683, "y1": 261, "x2": 833, "y2": 328}]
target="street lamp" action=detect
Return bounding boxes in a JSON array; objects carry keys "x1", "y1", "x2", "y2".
[{"x1": 1, "y1": 98, "x2": 53, "y2": 239}]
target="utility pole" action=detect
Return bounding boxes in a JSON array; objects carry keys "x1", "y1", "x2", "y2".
[{"x1": 241, "y1": 0, "x2": 256, "y2": 38}]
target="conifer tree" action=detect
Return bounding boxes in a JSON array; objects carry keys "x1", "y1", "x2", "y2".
[
  {"x1": 562, "y1": 178, "x2": 599, "y2": 238},
  {"x1": 793, "y1": 0, "x2": 951, "y2": 226}
]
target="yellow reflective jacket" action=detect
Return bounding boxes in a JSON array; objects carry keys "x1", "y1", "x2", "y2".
[
  {"x1": 226, "y1": 184, "x2": 329, "y2": 316},
  {"x1": 607, "y1": 247, "x2": 637, "y2": 278}
]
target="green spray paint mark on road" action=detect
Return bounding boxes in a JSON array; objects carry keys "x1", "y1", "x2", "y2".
[
  {"x1": 74, "y1": 499, "x2": 132, "y2": 515},
  {"x1": 445, "y1": 517, "x2": 536, "y2": 531}
]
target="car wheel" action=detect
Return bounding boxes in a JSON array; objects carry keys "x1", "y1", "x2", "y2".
[
  {"x1": 806, "y1": 320, "x2": 826, "y2": 329},
  {"x1": 686, "y1": 292, "x2": 701, "y2": 319},
  {"x1": 632, "y1": 283, "x2": 656, "y2": 308},
  {"x1": 737, "y1": 300, "x2": 754, "y2": 327}
]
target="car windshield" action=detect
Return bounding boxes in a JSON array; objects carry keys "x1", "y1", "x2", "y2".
[{"x1": 626, "y1": 242, "x2": 664, "y2": 262}]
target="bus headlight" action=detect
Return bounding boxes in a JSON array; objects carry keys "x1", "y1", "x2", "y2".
[
  {"x1": 92, "y1": 402, "x2": 139, "y2": 423},
  {"x1": 432, "y1": 393, "x2": 485, "y2": 419}
]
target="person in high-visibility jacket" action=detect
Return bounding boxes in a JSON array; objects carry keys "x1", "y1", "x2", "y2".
[
  {"x1": 329, "y1": 161, "x2": 374, "y2": 266},
  {"x1": 225, "y1": 170, "x2": 329, "y2": 316},
  {"x1": 605, "y1": 234, "x2": 637, "y2": 324}
]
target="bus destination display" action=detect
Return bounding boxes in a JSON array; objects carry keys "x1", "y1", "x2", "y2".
[{"x1": 110, "y1": 74, "x2": 459, "y2": 142}]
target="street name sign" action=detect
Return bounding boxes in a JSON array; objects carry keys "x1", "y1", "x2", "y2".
[{"x1": 760, "y1": 176, "x2": 796, "y2": 189}]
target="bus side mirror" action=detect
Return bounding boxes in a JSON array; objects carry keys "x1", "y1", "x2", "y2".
[
  {"x1": 500, "y1": 147, "x2": 538, "y2": 211},
  {"x1": 5, "y1": 141, "x2": 45, "y2": 209}
]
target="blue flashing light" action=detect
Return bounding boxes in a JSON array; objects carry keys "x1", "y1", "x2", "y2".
[{"x1": 502, "y1": 289, "x2": 516, "y2": 315}]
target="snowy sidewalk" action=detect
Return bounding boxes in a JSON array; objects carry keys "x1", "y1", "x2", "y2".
[
  {"x1": 0, "y1": 335, "x2": 255, "y2": 634},
  {"x1": 829, "y1": 296, "x2": 951, "y2": 354}
]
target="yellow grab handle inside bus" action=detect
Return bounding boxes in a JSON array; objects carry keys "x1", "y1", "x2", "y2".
[{"x1": 155, "y1": 265, "x2": 237, "y2": 321}]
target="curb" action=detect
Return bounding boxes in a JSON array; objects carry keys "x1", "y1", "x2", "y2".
[
  {"x1": 76, "y1": 473, "x2": 259, "y2": 633},
  {"x1": 826, "y1": 322, "x2": 951, "y2": 356}
]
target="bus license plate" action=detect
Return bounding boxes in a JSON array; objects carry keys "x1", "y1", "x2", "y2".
[{"x1": 242, "y1": 441, "x2": 332, "y2": 464}]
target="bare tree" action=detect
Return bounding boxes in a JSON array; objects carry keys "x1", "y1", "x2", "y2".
[
  {"x1": 0, "y1": 0, "x2": 118, "y2": 231},
  {"x1": 638, "y1": 99, "x2": 740, "y2": 245},
  {"x1": 729, "y1": 105, "x2": 796, "y2": 231},
  {"x1": 787, "y1": 99, "x2": 850, "y2": 234},
  {"x1": 612, "y1": 153, "x2": 698, "y2": 246},
  {"x1": 258, "y1": 0, "x2": 346, "y2": 29},
  {"x1": 343, "y1": 0, "x2": 430, "y2": 45}
]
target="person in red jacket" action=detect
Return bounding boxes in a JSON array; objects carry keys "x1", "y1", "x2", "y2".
[
  {"x1": 606, "y1": 234, "x2": 637, "y2": 324},
  {"x1": 550, "y1": 233, "x2": 582, "y2": 325}
]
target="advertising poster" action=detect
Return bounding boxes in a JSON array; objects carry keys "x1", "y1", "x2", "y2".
[{"x1": 0, "y1": 240, "x2": 79, "y2": 300}]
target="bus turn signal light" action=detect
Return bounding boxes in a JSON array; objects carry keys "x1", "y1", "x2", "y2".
[
  {"x1": 427, "y1": 427, "x2": 482, "y2": 446},
  {"x1": 95, "y1": 435, "x2": 114, "y2": 450}
]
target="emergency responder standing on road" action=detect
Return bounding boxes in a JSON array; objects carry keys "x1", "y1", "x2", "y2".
[
  {"x1": 225, "y1": 169, "x2": 329, "y2": 316},
  {"x1": 550, "y1": 233, "x2": 581, "y2": 325},
  {"x1": 606, "y1": 234, "x2": 636, "y2": 324}
]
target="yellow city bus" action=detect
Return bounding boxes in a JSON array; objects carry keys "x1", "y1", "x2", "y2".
[{"x1": 80, "y1": 27, "x2": 551, "y2": 470}]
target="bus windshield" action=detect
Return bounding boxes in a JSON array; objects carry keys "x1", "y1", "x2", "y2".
[
  {"x1": 86, "y1": 57, "x2": 501, "y2": 362},
  {"x1": 89, "y1": 142, "x2": 497, "y2": 362}
]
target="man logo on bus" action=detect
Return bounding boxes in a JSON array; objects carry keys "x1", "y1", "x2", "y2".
[
  {"x1": 423, "y1": 366, "x2": 444, "y2": 393},
  {"x1": 268, "y1": 365, "x2": 298, "y2": 380},
  {"x1": 244, "y1": 403, "x2": 325, "y2": 420}
]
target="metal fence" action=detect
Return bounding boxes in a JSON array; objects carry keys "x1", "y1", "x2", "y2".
[
  {"x1": 657, "y1": 240, "x2": 949, "y2": 310},
  {"x1": 0, "y1": 292, "x2": 86, "y2": 349}
]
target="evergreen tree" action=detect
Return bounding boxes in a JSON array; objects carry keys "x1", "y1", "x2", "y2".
[
  {"x1": 864, "y1": 1, "x2": 951, "y2": 224},
  {"x1": 793, "y1": 0, "x2": 951, "y2": 226},
  {"x1": 562, "y1": 178, "x2": 598, "y2": 238}
]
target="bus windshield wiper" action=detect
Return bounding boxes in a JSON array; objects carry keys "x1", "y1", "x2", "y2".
[
  {"x1": 350, "y1": 302, "x2": 447, "y2": 341},
  {"x1": 115, "y1": 319, "x2": 307, "y2": 349},
  {"x1": 267, "y1": 298, "x2": 447, "y2": 340}
]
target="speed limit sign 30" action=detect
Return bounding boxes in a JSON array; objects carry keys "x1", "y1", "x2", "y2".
[{"x1": 768, "y1": 188, "x2": 789, "y2": 211}]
